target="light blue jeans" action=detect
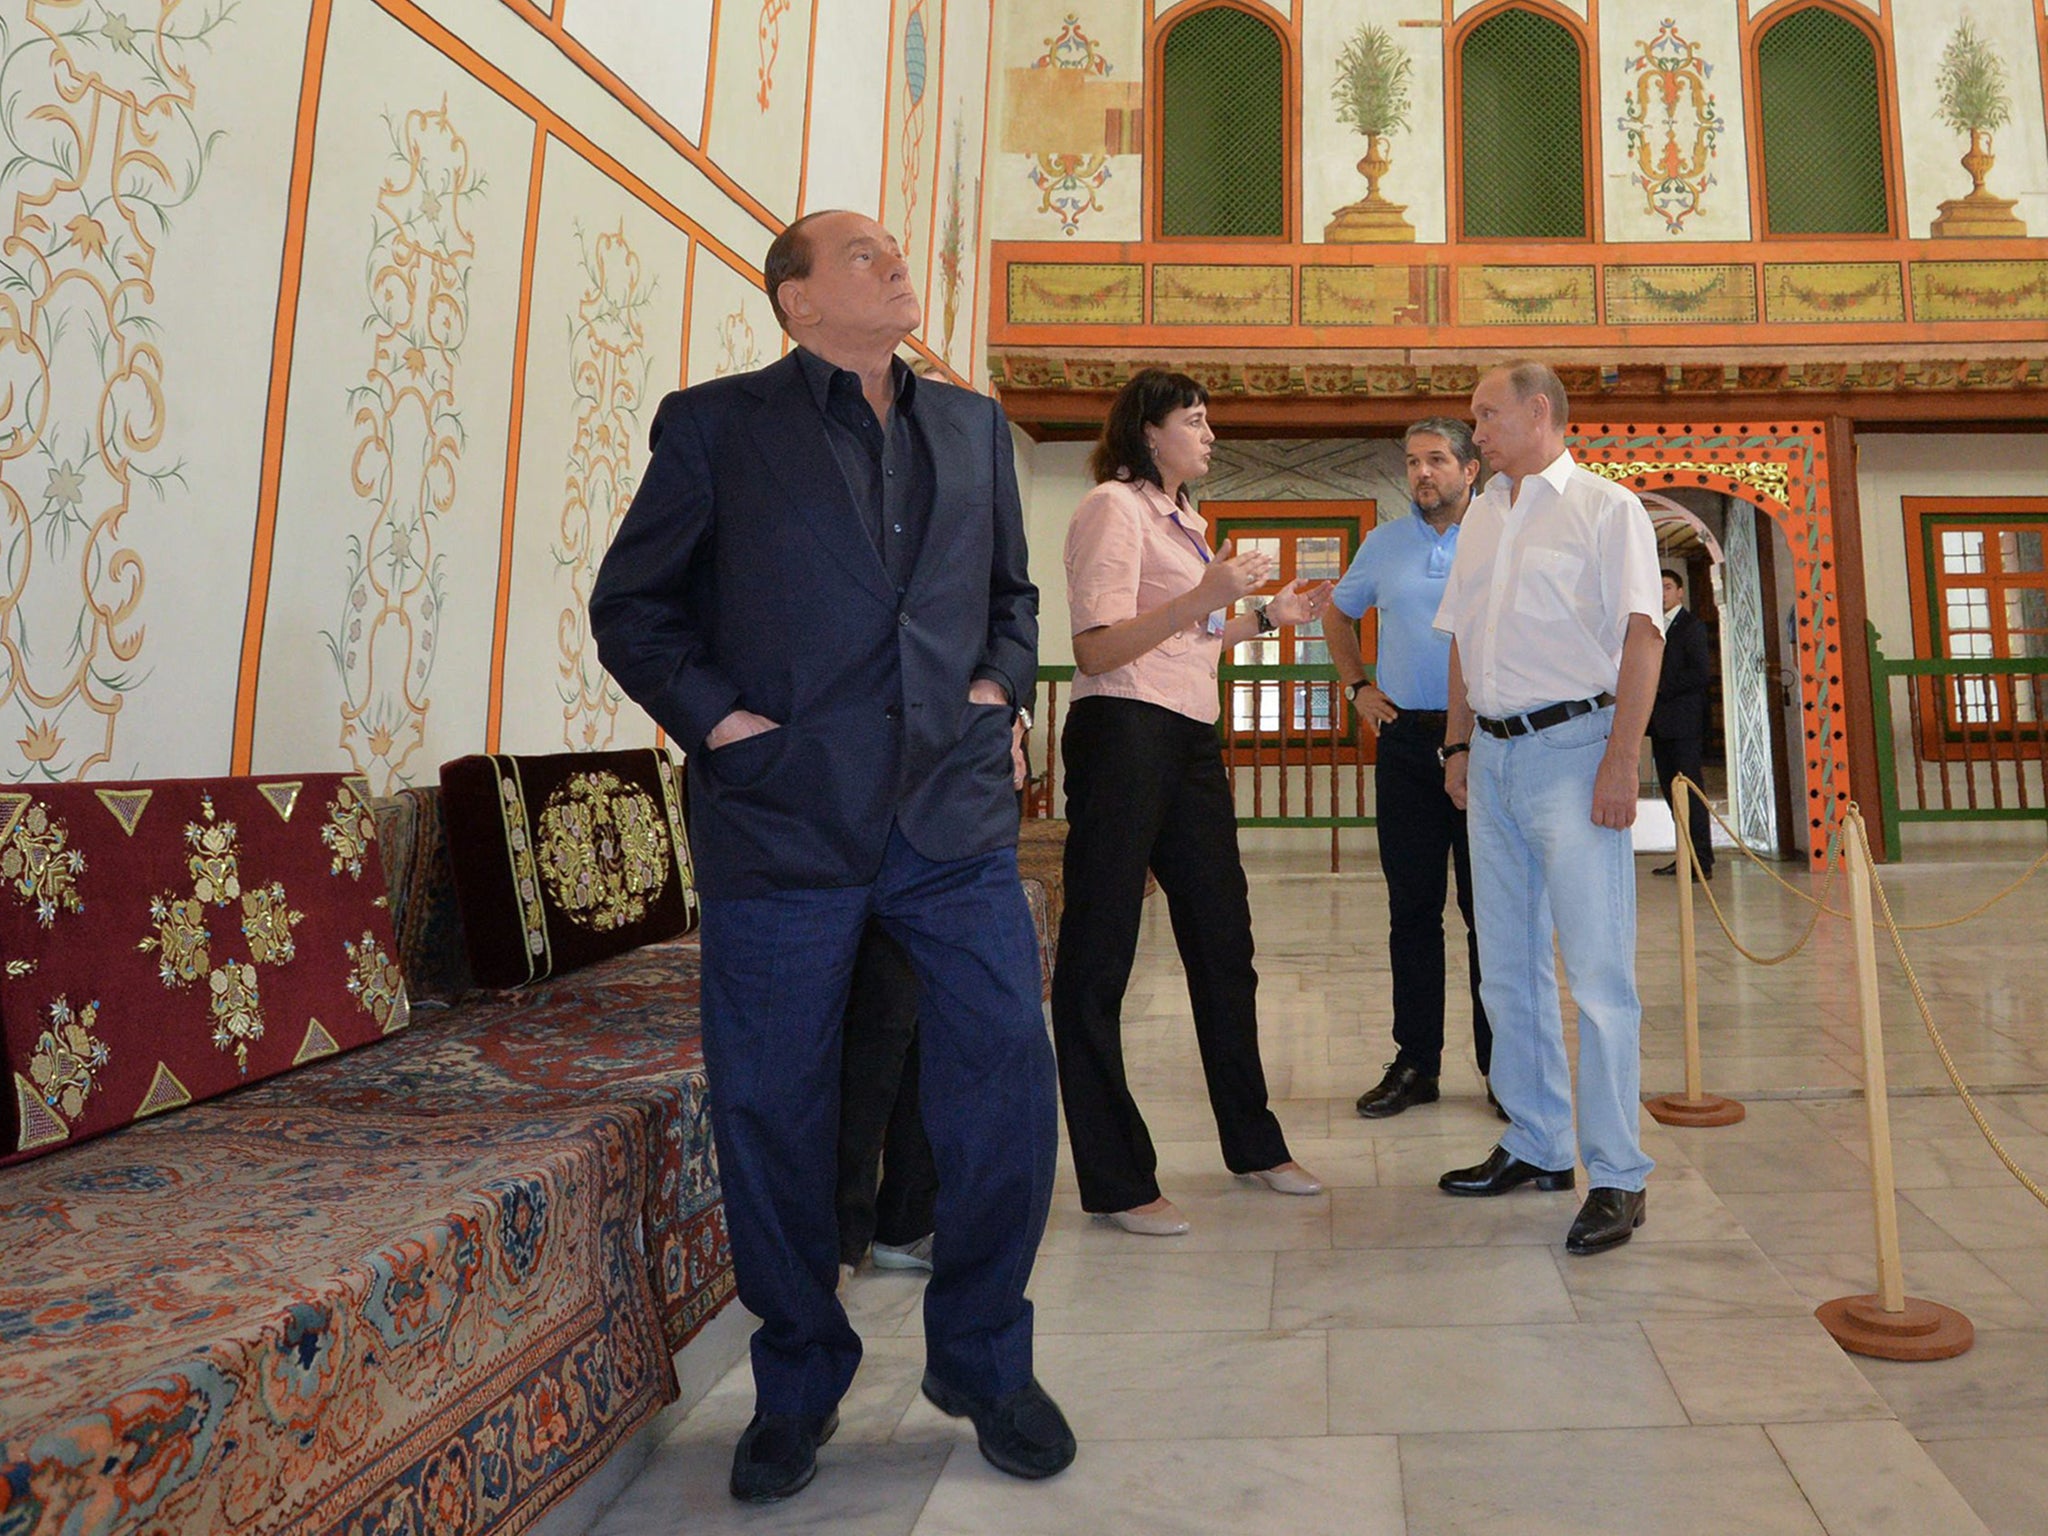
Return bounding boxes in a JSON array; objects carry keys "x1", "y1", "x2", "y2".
[{"x1": 1467, "y1": 706, "x2": 1653, "y2": 1192}]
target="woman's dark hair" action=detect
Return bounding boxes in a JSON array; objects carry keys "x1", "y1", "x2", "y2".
[{"x1": 1089, "y1": 369, "x2": 1210, "y2": 496}]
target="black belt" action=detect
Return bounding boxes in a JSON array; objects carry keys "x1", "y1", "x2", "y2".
[
  {"x1": 1475, "y1": 693, "x2": 1614, "y2": 739},
  {"x1": 1382, "y1": 709, "x2": 1447, "y2": 731}
]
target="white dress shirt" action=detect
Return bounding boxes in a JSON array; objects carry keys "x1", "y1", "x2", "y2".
[{"x1": 1433, "y1": 450, "x2": 1662, "y2": 719}]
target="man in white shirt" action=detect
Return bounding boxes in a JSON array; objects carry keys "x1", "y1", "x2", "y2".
[{"x1": 1430, "y1": 361, "x2": 1665, "y2": 1255}]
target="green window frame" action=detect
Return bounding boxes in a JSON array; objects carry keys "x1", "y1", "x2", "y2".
[
  {"x1": 1459, "y1": 7, "x2": 1588, "y2": 240},
  {"x1": 1159, "y1": 6, "x2": 1288, "y2": 239},
  {"x1": 1756, "y1": 6, "x2": 1891, "y2": 235}
]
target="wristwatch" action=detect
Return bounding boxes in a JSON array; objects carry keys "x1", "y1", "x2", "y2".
[
  {"x1": 1436, "y1": 741, "x2": 1471, "y2": 766},
  {"x1": 1014, "y1": 705, "x2": 1033, "y2": 731},
  {"x1": 1252, "y1": 603, "x2": 1277, "y2": 634},
  {"x1": 1345, "y1": 678, "x2": 1371, "y2": 701}
]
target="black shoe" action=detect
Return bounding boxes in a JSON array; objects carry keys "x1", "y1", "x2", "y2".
[
  {"x1": 1566, "y1": 1187, "x2": 1647, "y2": 1255},
  {"x1": 1486, "y1": 1087, "x2": 1510, "y2": 1123},
  {"x1": 1652, "y1": 860, "x2": 1678, "y2": 876},
  {"x1": 1439, "y1": 1145, "x2": 1575, "y2": 1196},
  {"x1": 922, "y1": 1371, "x2": 1076, "y2": 1479},
  {"x1": 729, "y1": 1409, "x2": 839, "y2": 1502},
  {"x1": 1355, "y1": 1061, "x2": 1440, "y2": 1119}
]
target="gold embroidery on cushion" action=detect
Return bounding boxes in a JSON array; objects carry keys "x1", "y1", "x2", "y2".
[
  {"x1": 27, "y1": 996, "x2": 108, "y2": 1125},
  {"x1": 141, "y1": 895, "x2": 211, "y2": 985},
  {"x1": 500, "y1": 770, "x2": 547, "y2": 960},
  {"x1": 1, "y1": 801, "x2": 86, "y2": 927},
  {"x1": 13, "y1": 1071, "x2": 67, "y2": 1151},
  {"x1": 184, "y1": 794, "x2": 241, "y2": 905},
  {"x1": 535, "y1": 770, "x2": 670, "y2": 931},
  {"x1": 136, "y1": 1060, "x2": 193, "y2": 1117},
  {"x1": 207, "y1": 962, "x2": 263, "y2": 1065},
  {"x1": 94, "y1": 787, "x2": 153, "y2": 836},
  {"x1": 655, "y1": 753, "x2": 697, "y2": 910},
  {"x1": 320, "y1": 777, "x2": 379, "y2": 878},
  {"x1": 345, "y1": 931, "x2": 411, "y2": 1034},
  {"x1": 240, "y1": 882, "x2": 304, "y2": 965},
  {"x1": 294, "y1": 1018, "x2": 341, "y2": 1063},
  {"x1": 257, "y1": 780, "x2": 304, "y2": 822},
  {"x1": 0, "y1": 792, "x2": 30, "y2": 840}
]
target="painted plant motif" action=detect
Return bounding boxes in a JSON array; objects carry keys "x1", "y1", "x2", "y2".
[
  {"x1": 937, "y1": 112, "x2": 965, "y2": 361},
  {"x1": 715, "y1": 309, "x2": 761, "y2": 377},
  {"x1": 0, "y1": 3, "x2": 234, "y2": 782},
  {"x1": 555, "y1": 223, "x2": 655, "y2": 753},
  {"x1": 1026, "y1": 15, "x2": 1115, "y2": 238},
  {"x1": 324, "y1": 101, "x2": 485, "y2": 795},
  {"x1": 1618, "y1": 19, "x2": 1727, "y2": 234},
  {"x1": 755, "y1": 0, "x2": 790, "y2": 110},
  {"x1": 897, "y1": 0, "x2": 929, "y2": 256}
]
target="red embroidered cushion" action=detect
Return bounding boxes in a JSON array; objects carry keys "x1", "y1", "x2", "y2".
[
  {"x1": 0, "y1": 775, "x2": 411, "y2": 1165},
  {"x1": 438, "y1": 749, "x2": 699, "y2": 988}
]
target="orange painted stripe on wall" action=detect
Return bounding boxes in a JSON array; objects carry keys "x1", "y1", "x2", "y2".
[
  {"x1": 231, "y1": 0, "x2": 335, "y2": 775},
  {"x1": 486, "y1": 122, "x2": 554, "y2": 754}
]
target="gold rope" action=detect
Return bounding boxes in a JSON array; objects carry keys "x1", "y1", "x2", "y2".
[{"x1": 1847, "y1": 813, "x2": 2048, "y2": 1212}]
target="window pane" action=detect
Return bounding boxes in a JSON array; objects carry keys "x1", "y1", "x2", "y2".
[
  {"x1": 1950, "y1": 631, "x2": 1993, "y2": 658},
  {"x1": 1296, "y1": 639, "x2": 1332, "y2": 666},
  {"x1": 1296, "y1": 536, "x2": 1343, "y2": 582},
  {"x1": 2002, "y1": 531, "x2": 2045, "y2": 573},
  {"x1": 1294, "y1": 683, "x2": 1334, "y2": 732},
  {"x1": 1941, "y1": 530, "x2": 1984, "y2": 574},
  {"x1": 2006, "y1": 588, "x2": 2048, "y2": 635},
  {"x1": 1958, "y1": 677, "x2": 1999, "y2": 724},
  {"x1": 1231, "y1": 683, "x2": 1257, "y2": 731},
  {"x1": 1239, "y1": 537, "x2": 1281, "y2": 567}
]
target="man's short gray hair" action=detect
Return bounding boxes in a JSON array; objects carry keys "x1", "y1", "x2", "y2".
[
  {"x1": 1498, "y1": 360, "x2": 1570, "y2": 433},
  {"x1": 1402, "y1": 417, "x2": 1479, "y2": 467}
]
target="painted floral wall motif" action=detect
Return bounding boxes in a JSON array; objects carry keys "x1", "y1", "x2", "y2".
[
  {"x1": 554, "y1": 223, "x2": 655, "y2": 753},
  {"x1": 756, "y1": 0, "x2": 790, "y2": 110},
  {"x1": 1003, "y1": 13, "x2": 1138, "y2": 239},
  {"x1": 898, "y1": 0, "x2": 930, "y2": 255},
  {"x1": 0, "y1": 1, "x2": 233, "y2": 782},
  {"x1": 937, "y1": 112, "x2": 966, "y2": 358},
  {"x1": 1617, "y1": 18, "x2": 1727, "y2": 234},
  {"x1": 715, "y1": 308, "x2": 761, "y2": 377},
  {"x1": 324, "y1": 101, "x2": 484, "y2": 795}
]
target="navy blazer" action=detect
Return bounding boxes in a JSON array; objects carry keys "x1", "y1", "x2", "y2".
[{"x1": 589, "y1": 351, "x2": 1037, "y2": 899}]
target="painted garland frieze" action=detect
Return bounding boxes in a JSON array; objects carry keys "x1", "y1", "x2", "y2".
[
  {"x1": 1617, "y1": 19, "x2": 1726, "y2": 235},
  {"x1": 0, "y1": 2, "x2": 233, "y2": 782},
  {"x1": 555, "y1": 223, "x2": 654, "y2": 753},
  {"x1": 326, "y1": 101, "x2": 483, "y2": 795}
]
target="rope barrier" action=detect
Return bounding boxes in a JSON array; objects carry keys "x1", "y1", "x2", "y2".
[
  {"x1": 1846, "y1": 812, "x2": 2048, "y2": 1214},
  {"x1": 1672, "y1": 775, "x2": 2048, "y2": 933}
]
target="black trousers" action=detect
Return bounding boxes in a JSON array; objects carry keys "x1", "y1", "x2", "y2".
[
  {"x1": 1050, "y1": 697, "x2": 1291, "y2": 1213},
  {"x1": 1375, "y1": 712, "x2": 1490, "y2": 1079},
  {"x1": 1652, "y1": 732, "x2": 1714, "y2": 874},
  {"x1": 835, "y1": 924, "x2": 938, "y2": 1264}
]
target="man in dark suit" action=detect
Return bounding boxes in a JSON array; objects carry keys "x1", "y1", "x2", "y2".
[
  {"x1": 590, "y1": 210, "x2": 1072, "y2": 1502},
  {"x1": 1651, "y1": 569, "x2": 1715, "y2": 879}
]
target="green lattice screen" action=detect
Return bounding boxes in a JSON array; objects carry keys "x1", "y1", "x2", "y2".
[
  {"x1": 1757, "y1": 8, "x2": 1889, "y2": 234},
  {"x1": 1460, "y1": 8, "x2": 1586, "y2": 239},
  {"x1": 1161, "y1": 8, "x2": 1286, "y2": 238}
]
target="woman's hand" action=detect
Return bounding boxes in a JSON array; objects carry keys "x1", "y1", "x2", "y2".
[
  {"x1": 1192, "y1": 540, "x2": 1275, "y2": 609},
  {"x1": 1266, "y1": 578, "x2": 1335, "y2": 628}
]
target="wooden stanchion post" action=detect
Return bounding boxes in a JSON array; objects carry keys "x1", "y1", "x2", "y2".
[
  {"x1": 1815, "y1": 808, "x2": 1972, "y2": 1361},
  {"x1": 1647, "y1": 776, "x2": 1744, "y2": 1128}
]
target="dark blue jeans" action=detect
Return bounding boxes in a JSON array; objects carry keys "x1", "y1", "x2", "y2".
[{"x1": 698, "y1": 824, "x2": 1057, "y2": 1418}]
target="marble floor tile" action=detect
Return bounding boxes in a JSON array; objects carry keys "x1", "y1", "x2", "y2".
[
  {"x1": 1767, "y1": 1249, "x2": 2048, "y2": 1330},
  {"x1": 1924, "y1": 1435, "x2": 2048, "y2": 1536},
  {"x1": 588, "y1": 1430, "x2": 952, "y2": 1536},
  {"x1": 1552, "y1": 1239, "x2": 1814, "y2": 1321},
  {"x1": 1330, "y1": 1184, "x2": 1583, "y2": 1249},
  {"x1": 1641, "y1": 1316, "x2": 1892, "y2": 1424},
  {"x1": 1004, "y1": 1329, "x2": 1328, "y2": 1443},
  {"x1": 1768, "y1": 1420, "x2": 1995, "y2": 1536},
  {"x1": 909, "y1": 1436, "x2": 1404, "y2": 1536},
  {"x1": 1902, "y1": 1184, "x2": 2048, "y2": 1250},
  {"x1": 1024, "y1": 1250, "x2": 1274, "y2": 1335},
  {"x1": 1852, "y1": 1329, "x2": 2048, "y2": 1440},
  {"x1": 1273, "y1": 1246, "x2": 1577, "y2": 1330},
  {"x1": 1972, "y1": 1245, "x2": 2048, "y2": 1314},
  {"x1": 1399, "y1": 1425, "x2": 1828, "y2": 1535},
  {"x1": 1326, "y1": 1323, "x2": 1686, "y2": 1434},
  {"x1": 1717, "y1": 1188, "x2": 1961, "y2": 1256},
  {"x1": 1035, "y1": 1183, "x2": 1332, "y2": 1255}
]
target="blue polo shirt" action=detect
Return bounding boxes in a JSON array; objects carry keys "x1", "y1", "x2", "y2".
[{"x1": 1330, "y1": 510, "x2": 1462, "y2": 711}]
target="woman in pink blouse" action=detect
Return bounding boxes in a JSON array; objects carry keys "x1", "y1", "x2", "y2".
[{"x1": 1052, "y1": 370, "x2": 1330, "y2": 1236}]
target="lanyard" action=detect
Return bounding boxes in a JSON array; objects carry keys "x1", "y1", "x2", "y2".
[{"x1": 1172, "y1": 515, "x2": 1211, "y2": 566}]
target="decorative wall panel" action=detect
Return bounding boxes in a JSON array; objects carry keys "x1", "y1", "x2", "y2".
[
  {"x1": 1909, "y1": 260, "x2": 2048, "y2": 321},
  {"x1": 804, "y1": 0, "x2": 893, "y2": 214},
  {"x1": 1008, "y1": 263, "x2": 1144, "y2": 325},
  {"x1": 927, "y1": 0, "x2": 994, "y2": 380},
  {"x1": 1303, "y1": 1, "x2": 1448, "y2": 245},
  {"x1": 1153, "y1": 265, "x2": 1292, "y2": 325},
  {"x1": 562, "y1": 0, "x2": 716, "y2": 146},
  {"x1": 1600, "y1": 0, "x2": 1750, "y2": 242},
  {"x1": 1604, "y1": 265, "x2": 1757, "y2": 325},
  {"x1": 992, "y1": 1, "x2": 1143, "y2": 241},
  {"x1": 685, "y1": 248, "x2": 778, "y2": 387},
  {"x1": 1718, "y1": 503, "x2": 1781, "y2": 855},
  {"x1": 704, "y1": 0, "x2": 814, "y2": 220},
  {"x1": 1762, "y1": 263, "x2": 1906, "y2": 323},
  {"x1": 1301, "y1": 266, "x2": 1441, "y2": 327},
  {"x1": 1456, "y1": 265, "x2": 1598, "y2": 325}
]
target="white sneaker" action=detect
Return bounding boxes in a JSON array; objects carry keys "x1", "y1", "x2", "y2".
[{"x1": 870, "y1": 1234, "x2": 934, "y2": 1272}]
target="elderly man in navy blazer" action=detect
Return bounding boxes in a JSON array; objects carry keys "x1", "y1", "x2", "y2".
[{"x1": 591, "y1": 210, "x2": 1071, "y2": 1502}]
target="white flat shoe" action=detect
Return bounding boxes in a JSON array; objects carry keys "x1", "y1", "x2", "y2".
[
  {"x1": 1246, "y1": 1163, "x2": 1323, "y2": 1196},
  {"x1": 1101, "y1": 1200, "x2": 1190, "y2": 1236}
]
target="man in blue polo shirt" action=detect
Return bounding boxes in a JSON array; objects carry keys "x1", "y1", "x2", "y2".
[{"x1": 1327, "y1": 418, "x2": 1495, "y2": 1120}]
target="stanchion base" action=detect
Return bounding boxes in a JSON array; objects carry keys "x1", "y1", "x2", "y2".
[
  {"x1": 1816, "y1": 1294, "x2": 1974, "y2": 1361},
  {"x1": 1645, "y1": 1093, "x2": 1746, "y2": 1128}
]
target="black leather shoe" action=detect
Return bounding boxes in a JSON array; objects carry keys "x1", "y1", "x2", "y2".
[
  {"x1": 730, "y1": 1409, "x2": 839, "y2": 1502},
  {"x1": 1566, "y1": 1187, "x2": 1647, "y2": 1255},
  {"x1": 922, "y1": 1371, "x2": 1076, "y2": 1479},
  {"x1": 1439, "y1": 1145, "x2": 1575, "y2": 1196},
  {"x1": 1355, "y1": 1061, "x2": 1440, "y2": 1119},
  {"x1": 1652, "y1": 860, "x2": 1678, "y2": 876}
]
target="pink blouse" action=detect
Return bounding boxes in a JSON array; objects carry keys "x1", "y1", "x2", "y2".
[{"x1": 1064, "y1": 477, "x2": 1227, "y2": 725}]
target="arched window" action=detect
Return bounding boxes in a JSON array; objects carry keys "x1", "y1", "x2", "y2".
[
  {"x1": 1459, "y1": 7, "x2": 1588, "y2": 239},
  {"x1": 1158, "y1": 5, "x2": 1288, "y2": 238},
  {"x1": 1755, "y1": 6, "x2": 1890, "y2": 234}
]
